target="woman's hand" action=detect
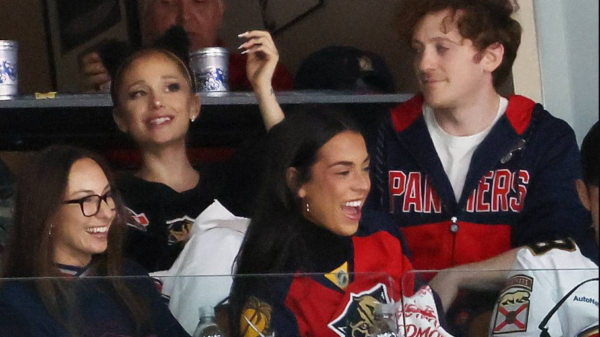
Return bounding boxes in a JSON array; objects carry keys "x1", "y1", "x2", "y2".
[
  {"x1": 238, "y1": 30, "x2": 285, "y2": 131},
  {"x1": 238, "y1": 30, "x2": 279, "y2": 95}
]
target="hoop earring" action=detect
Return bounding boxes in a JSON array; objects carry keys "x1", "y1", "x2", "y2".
[{"x1": 306, "y1": 203, "x2": 310, "y2": 213}]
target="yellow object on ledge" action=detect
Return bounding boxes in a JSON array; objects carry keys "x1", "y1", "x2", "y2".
[{"x1": 34, "y1": 92, "x2": 57, "y2": 99}]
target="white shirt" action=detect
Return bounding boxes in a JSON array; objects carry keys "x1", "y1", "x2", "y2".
[
  {"x1": 490, "y1": 240, "x2": 599, "y2": 337},
  {"x1": 151, "y1": 200, "x2": 249, "y2": 334},
  {"x1": 424, "y1": 97, "x2": 508, "y2": 201}
]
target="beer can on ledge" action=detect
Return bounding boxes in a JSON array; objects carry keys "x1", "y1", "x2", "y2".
[
  {"x1": 190, "y1": 47, "x2": 229, "y2": 92},
  {"x1": 0, "y1": 40, "x2": 18, "y2": 99}
]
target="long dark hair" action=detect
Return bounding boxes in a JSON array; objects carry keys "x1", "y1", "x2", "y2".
[
  {"x1": 0, "y1": 145, "x2": 150, "y2": 336},
  {"x1": 230, "y1": 107, "x2": 362, "y2": 335}
]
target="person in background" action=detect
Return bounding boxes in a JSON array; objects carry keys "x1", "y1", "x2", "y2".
[
  {"x1": 293, "y1": 45, "x2": 397, "y2": 94},
  {"x1": 487, "y1": 122, "x2": 598, "y2": 337},
  {"x1": 0, "y1": 145, "x2": 189, "y2": 337},
  {"x1": 230, "y1": 108, "x2": 449, "y2": 337},
  {"x1": 80, "y1": 0, "x2": 292, "y2": 92},
  {"x1": 0, "y1": 158, "x2": 15, "y2": 251},
  {"x1": 291, "y1": 45, "x2": 399, "y2": 145},
  {"x1": 578, "y1": 122, "x2": 599, "y2": 246},
  {"x1": 110, "y1": 26, "x2": 280, "y2": 272}
]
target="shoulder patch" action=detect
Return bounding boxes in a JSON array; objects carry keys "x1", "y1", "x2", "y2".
[
  {"x1": 492, "y1": 274, "x2": 533, "y2": 334},
  {"x1": 325, "y1": 262, "x2": 350, "y2": 290},
  {"x1": 241, "y1": 296, "x2": 272, "y2": 337}
]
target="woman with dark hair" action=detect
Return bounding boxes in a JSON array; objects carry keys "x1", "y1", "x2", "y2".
[
  {"x1": 0, "y1": 145, "x2": 189, "y2": 337},
  {"x1": 229, "y1": 108, "x2": 421, "y2": 337}
]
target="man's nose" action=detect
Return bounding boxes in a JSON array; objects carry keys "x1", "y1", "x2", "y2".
[
  {"x1": 417, "y1": 48, "x2": 435, "y2": 72},
  {"x1": 177, "y1": 0, "x2": 193, "y2": 23}
]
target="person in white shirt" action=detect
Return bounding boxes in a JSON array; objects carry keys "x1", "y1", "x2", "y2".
[{"x1": 489, "y1": 123, "x2": 599, "y2": 337}]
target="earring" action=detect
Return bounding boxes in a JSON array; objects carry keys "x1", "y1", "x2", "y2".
[
  {"x1": 190, "y1": 115, "x2": 196, "y2": 122},
  {"x1": 306, "y1": 203, "x2": 310, "y2": 213},
  {"x1": 48, "y1": 223, "x2": 54, "y2": 236}
]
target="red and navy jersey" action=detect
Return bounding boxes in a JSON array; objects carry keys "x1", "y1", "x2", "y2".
[
  {"x1": 238, "y1": 210, "x2": 421, "y2": 337},
  {"x1": 367, "y1": 94, "x2": 597, "y2": 272}
]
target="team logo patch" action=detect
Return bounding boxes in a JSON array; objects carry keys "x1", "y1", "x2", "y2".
[
  {"x1": 241, "y1": 297, "x2": 272, "y2": 337},
  {"x1": 329, "y1": 283, "x2": 390, "y2": 337},
  {"x1": 325, "y1": 262, "x2": 350, "y2": 290},
  {"x1": 578, "y1": 325, "x2": 599, "y2": 337},
  {"x1": 125, "y1": 207, "x2": 149, "y2": 231},
  {"x1": 166, "y1": 216, "x2": 195, "y2": 244},
  {"x1": 493, "y1": 275, "x2": 533, "y2": 334}
]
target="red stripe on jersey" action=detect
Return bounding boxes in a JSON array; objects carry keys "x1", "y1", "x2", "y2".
[
  {"x1": 505, "y1": 95, "x2": 536, "y2": 135},
  {"x1": 401, "y1": 221, "x2": 512, "y2": 274},
  {"x1": 353, "y1": 231, "x2": 414, "y2": 296},
  {"x1": 390, "y1": 95, "x2": 425, "y2": 132}
]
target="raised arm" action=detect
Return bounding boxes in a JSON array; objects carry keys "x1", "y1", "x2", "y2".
[{"x1": 238, "y1": 30, "x2": 285, "y2": 131}]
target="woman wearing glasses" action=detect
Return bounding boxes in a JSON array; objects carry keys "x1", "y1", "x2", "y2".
[{"x1": 0, "y1": 145, "x2": 189, "y2": 337}]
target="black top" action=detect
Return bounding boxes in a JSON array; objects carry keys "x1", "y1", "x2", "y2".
[
  {"x1": 117, "y1": 132, "x2": 268, "y2": 272},
  {"x1": 0, "y1": 158, "x2": 15, "y2": 249},
  {"x1": 118, "y1": 167, "x2": 222, "y2": 272}
]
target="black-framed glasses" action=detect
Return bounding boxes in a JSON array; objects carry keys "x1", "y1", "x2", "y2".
[{"x1": 63, "y1": 192, "x2": 116, "y2": 217}]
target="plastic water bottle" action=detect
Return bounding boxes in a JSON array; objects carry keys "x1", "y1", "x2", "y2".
[
  {"x1": 368, "y1": 302, "x2": 398, "y2": 337},
  {"x1": 192, "y1": 306, "x2": 223, "y2": 337}
]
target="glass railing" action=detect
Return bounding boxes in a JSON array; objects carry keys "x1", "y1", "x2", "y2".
[
  {"x1": 401, "y1": 268, "x2": 599, "y2": 337},
  {"x1": 0, "y1": 271, "x2": 398, "y2": 337},
  {"x1": 0, "y1": 268, "x2": 597, "y2": 337}
]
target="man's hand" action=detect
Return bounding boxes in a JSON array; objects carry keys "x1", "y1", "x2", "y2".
[{"x1": 79, "y1": 52, "x2": 112, "y2": 93}]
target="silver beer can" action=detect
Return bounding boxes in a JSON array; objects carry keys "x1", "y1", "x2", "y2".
[
  {"x1": 0, "y1": 40, "x2": 18, "y2": 99},
  {"x1": 189, "y1": 47, "x2": 229, "y2": 92}
]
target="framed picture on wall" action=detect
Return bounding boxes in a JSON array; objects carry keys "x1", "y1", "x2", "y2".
[
  {"x1": 259, "y1": 0, "x2": 324, "y2": 35},
  {"x1": 42, "y1": 0, "x2": 140, "y2": 93}
]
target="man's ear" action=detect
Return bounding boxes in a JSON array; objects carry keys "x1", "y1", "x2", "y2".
[
  {"x1": 113, "y1": 108, "x2": 128, "y2": 133},
  {"x1": 577, "y1": 179, "x2": 591, "y2": 211},
  {"x1": 286, "y1": 167, "x2": 306, "y2": 199},
  {"x1": 481, "y1": 42, "x2": 504, "y2": 73}
]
